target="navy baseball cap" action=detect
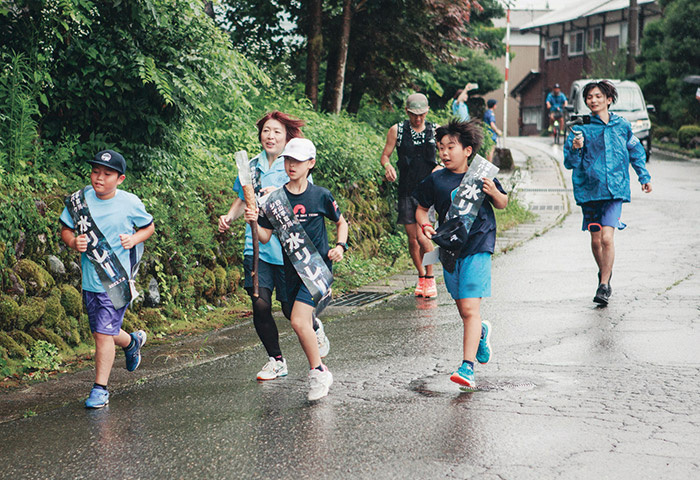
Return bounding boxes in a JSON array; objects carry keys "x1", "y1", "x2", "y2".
[
  {"x1": 487, "y1": 99, "x2": 497, "y2": 108},
  {"x1": 88, "y1": 150, "x2": 126, "y2": 174},
  {"x1": 431, "y1": 217, "x2": 469, "y2": 251}
]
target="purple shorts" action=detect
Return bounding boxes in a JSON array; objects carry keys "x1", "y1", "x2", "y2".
[
  {"x1": 581, "y1": 200, "x2": 626, "y2": 232},
  {"x1": 83, "y1": 291, "x2": 128, "y2": 336}
]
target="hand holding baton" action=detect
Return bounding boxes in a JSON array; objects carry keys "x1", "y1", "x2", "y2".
[{"x1": 235, "y1": 151, "x2": 259, "y2": 297}]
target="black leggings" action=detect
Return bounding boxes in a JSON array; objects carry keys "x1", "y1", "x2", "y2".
[{"x1": 247, "y1": 287, "x2": 292, "y2": 359}]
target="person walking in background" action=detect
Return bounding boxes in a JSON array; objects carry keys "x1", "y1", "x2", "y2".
[
  {"x1": 218, "y1": 111, "x2": 329, "y2": 382},
  {"x1": 452, "y1": 82, "x2": 478, "y2": 121},
  {"x1": 564, "y1": 80, "x2": 652, "y2": 306},
  {"x1": 483, "y1": 99, "x2": 502, "y2": 162},
  {"x1": 546, "y1": 83, "x2": 568, "y2": 140},
  {"x1": 380, "y1": 93, "x2": 440, "y2": 299}
]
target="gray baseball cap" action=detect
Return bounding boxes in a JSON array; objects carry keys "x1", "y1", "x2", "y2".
[{"x1": 406, "y1": 93, "x2": 429, "y2": 114}]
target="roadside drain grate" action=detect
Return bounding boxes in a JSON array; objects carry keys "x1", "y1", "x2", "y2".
[
  {"x1": 530, "y1": 204, "x2": 564, "y2": 211},
  {"x1": 331, "y1": 291, "x2": 392, "y2": 307}
]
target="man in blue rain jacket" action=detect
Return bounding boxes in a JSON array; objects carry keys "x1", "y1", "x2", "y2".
[{"x1": 564, "y1": 80, "x2": 652, "y2": 306}]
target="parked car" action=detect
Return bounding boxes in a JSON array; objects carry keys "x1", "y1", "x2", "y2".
[{"x1": 567, "y1": 79, "x2": 654, "y2": 160}]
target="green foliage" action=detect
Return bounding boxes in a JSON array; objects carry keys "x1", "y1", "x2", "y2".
[
  {"x1": 9, "y1": 329, "x2": 36, "y2": 350},
  {"x1": 637, "y1": 0, "x2": 700, "y2": 127},
  {"x1": 583, "y1": 46, "x2": 627, "y2": 80},
  {"x1": 0, "y1": 294, "x2": 19, "y2": 330},
  {"x1": 652, "y1": 125, "x2": 676, "y2": 140},
  {"x1": 0, "y1": 331, "x2": 28, "y2": 358},
  {"x1": 677, "y1": 125, "x2": 700, "y2": 148},
  {"x1": 17, "y1": 297, "x2": 46, "y2": 330},
  {"x1": 379, "y1": 232, "x2": 408, "y2": 266},
  {"x1": 28, "y1": 326, "x2": 69, "y2": 352},
  {"x1": 59, "y1": 284, "x2": 82, "y2": 318},
  {"x1": 140, "y1": 308, "x2": 166, "y2": 333},
  {"x1": 22, "y1": 340, "x2": 60, "y2": 379},
  {"x1": 495, "y1": 195, "x2": 537, "y2": 233},
  {"x1": 14, "y1": 259, "x2": 54, "y2": 297}
]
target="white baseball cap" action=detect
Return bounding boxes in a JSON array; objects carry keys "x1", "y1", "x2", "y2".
[{"x1": 280, "y1": 138, "x2": 316, "y2": 161}]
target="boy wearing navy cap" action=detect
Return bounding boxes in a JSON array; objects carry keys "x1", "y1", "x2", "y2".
[
  {"x1": 59, "y1": 150, "x2": 155, "y2": 408},
  {"x1": 413, "y1": 120, "x2": 508, "y2": 389},
  {"x1": 245, "y1": 138, "x2": 348, "y2": 401}
]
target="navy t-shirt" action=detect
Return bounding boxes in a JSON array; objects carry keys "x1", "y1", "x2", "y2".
[
  {"x1": 259, "y1": 183, "x2": 342, "y2": 271},
  {"x1": 412, "y1": 168, "x2": 506, "y2": 257}
]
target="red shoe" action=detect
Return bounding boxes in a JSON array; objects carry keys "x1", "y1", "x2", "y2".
[
  {"x1": 414, "y1": 277, "x2": 425, "y2": 297},
  {"x1": 423, "y1": 276, "x2": 437, "y2": 298}
]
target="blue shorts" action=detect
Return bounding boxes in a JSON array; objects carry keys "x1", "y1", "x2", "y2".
[
  {"x1": 443, "y1": 252, "x2": 492, "y2": 300},
  {"x1": 83, "y1": 291, "x2": 128, "y2": 336},
  {"x1": 243, "y1": 255, "x2": 288, "y2": 303},
  {"x1": 581, "y1": 200, "x2": 626, "y2": 232}
]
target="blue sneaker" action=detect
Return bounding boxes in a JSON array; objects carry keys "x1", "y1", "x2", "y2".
[
  {"x1": 476, "y1": 321, "x2": 492, "y2": 364},
  {"x1": 450, "y1": 362, "x2": 476, "y2": 389},
  {"x1": 85, "y1": 387, "x2": 109, "y2": 409},
  {"x1": 124, "y1": 330, "x2": 147, "y2": 372}
]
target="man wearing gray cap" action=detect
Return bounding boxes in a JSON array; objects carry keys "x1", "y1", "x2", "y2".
[{"x1": 379, "y1": 93, "x2": 440, "y2": 299}]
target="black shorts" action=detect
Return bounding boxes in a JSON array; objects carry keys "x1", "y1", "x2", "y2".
[
  {"x1": 397, "y1": 196, "x2": 419, "y2": 225},
  {"x1": 243, "y1": 255, "x2": 288, "y2": 303}
]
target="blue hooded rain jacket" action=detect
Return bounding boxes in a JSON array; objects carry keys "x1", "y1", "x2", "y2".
[{"x1": 564, "y1": 113, "x2": 650, "y2": 206}]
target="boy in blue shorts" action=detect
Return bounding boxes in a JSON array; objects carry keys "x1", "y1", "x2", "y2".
[
  {"x1": 60, "y1": 150, "x2": 155, "y2": 408},
  {"x1": 564, "y1": 80, "x2": 652, "y2": 305},
  {"x1": 413, "y1": 120, "x2": 508, "y2": 389},
  {"x1": 246, "y1": 138, "x2": 348, "y2": 401}
]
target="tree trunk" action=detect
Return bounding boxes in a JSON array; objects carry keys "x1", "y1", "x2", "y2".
[
  {"x1": 626, "y1": 0, "x2": 638, "y2": 76},
  {"x1": 346, "y1": 65, "x2": 367, "y2": 114},
  {"x1": 321, "y1": 42, "x2": 339, "y2": 112},
  {"x1": 305, "y1": 0, "x2": 323, "y2": 109},
  {"x1": 327, "y1": 0, "x2": 354, "y2": 114},
  {"x1": 203, "y1": 2, "x2": 215, "y2": 20}
]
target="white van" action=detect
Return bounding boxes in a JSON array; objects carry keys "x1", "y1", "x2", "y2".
[{"x1": 567, "y1": 79, "x2": 654, "y2": 159}]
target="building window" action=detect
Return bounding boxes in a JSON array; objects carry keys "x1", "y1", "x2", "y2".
[
  {"x1": 569, "y1": 31, "x2": 584, "y2": 56},
  {"x1": 545, "y1": 38, "x2": 560, "y2": 60},
  {"x1": 588, "y1": 26, "x2": 603, "y2": 51},
  {"x1": 523, "y1": 107, "x2": 543, "y2": 130}
]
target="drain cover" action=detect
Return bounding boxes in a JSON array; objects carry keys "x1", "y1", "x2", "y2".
[{"x1": 331, "y1": 291, "x2": 392, "y2": 307}]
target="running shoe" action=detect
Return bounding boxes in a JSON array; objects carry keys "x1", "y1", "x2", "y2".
[
  {"x1": 423, "y1": 277, "x2": 438, "y2": 298},
  {"x1": 476, "y1": 321, "x2": 492, "y2": 364},
  {"x1": 124, "y1": 330, "x2": 147, "y2": 372},
  {"x1": 315, "y1": 318, "x2": 330, "y2": 358},
  {"x1": 85, "y1": 386, "x2": 109, "y2": 409},
  {"x1": 256, "y1": 357, "x2": 288, "y2": 380},
  {"x1": 450, "y1": 362, "x2": 476, "y2": 389},
  {"x1": 308, "y1": 366, "x2": 333, "y2": 401},
  {"x1": 414, "y1": 277, "x2": 425, "y2": 297},
  {"x1": 593, "y1": 284, "x2": 611, "y2": 305}
]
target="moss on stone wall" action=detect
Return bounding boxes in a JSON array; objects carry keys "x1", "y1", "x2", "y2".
[
  {"x1": 59, "y1": 284, "x2": 82, "y2": 318},
  {"x1": 14, "y1": 259, "x2": 54, "y2": 297},
  {"x1": 0, "y1": 331, "x2": 28, "y2": 358}
]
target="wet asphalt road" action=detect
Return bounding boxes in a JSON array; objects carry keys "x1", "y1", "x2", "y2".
[{"x1": 1, "y1": 151, "x2": 699, "y2": 479}]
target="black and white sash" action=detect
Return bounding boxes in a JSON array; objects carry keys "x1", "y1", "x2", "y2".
[
  {"x1": 260, "y1": 188, "x2": 333, "y2": 315},
  {"x1": 440, "y1": 155, "x2": 499, "y2": 273},
  {"x1": 65, "y1": 188, "x2": 142, "y2": 309}
]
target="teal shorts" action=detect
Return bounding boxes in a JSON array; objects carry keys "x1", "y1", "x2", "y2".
[{"x1": 443, "y1": 252, "x2": 492, "y2": 300}]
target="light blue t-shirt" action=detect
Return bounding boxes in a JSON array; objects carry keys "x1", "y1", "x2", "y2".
[
  {"x1": 452, "y1": 100, "x2": 470, "y2": 121},
  {"x1": 60, "y1": 187, "x2": 153, "y2": 293},
  {"x1": 233, "y1": 152, "x2": 288, "y2": 265}
]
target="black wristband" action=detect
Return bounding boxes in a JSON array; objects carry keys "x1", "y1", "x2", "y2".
[{"x1": 336, "y1": 242, "x2": 348, "y2": 252}]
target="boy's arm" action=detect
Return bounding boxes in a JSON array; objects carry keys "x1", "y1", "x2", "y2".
[
  {"x1": 328, "y1": 214, "x2": 349, "y2": 262},
  {"x1": 482, "y1": 178, "x2": 508, "y2": 210},
  {"x1": 120, "y1": 222, "x2": 155, "y2": 250},
  {"x1": 380, "y1": 125, "x2": 399, "y2": 182},
  {"x1": 61, "y1": 226, "x2": 87, "y2": 252},
  {"x1": 626, "y1": 129, "x2": 652, "y2": 191},
  {"x1": 415, "y1": 205, "x2": 435, "y2": 237}
]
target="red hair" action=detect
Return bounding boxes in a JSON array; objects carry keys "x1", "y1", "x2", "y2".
[{"x1": 256, "y1": 111, "x2": 305, "y2": 143}]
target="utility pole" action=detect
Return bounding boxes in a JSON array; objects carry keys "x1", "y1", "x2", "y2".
[
  {"x1": 503, "y1": 2, "x2": 512, "y2": 141},
  {"x1": 626, "y1": 0, "x2": 638, "y2": 76}
]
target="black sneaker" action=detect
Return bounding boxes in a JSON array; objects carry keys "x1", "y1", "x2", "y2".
[{"x1": 593, "y1": 284, "x2": 612, "y2": 305}]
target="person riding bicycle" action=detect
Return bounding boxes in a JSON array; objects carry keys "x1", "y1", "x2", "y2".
[{"x1": 546, "y1": 83, "x2": 568, "y2": 140}]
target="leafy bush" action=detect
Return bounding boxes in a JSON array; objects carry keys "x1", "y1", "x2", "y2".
[
  {"x1": 677, "y1": 125, "x2": 700, "y2": 148},
  {"x1": 22, "y1": 340, "x2": 60, "y2": 379}
]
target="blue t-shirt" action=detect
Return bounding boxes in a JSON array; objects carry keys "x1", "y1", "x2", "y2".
[
  {"x1": 233, "y1": 152, "x2": 314, "y2": 265},
  {"x1": 258, "y1": 183, "x2": 341, "y2": 271},
  {"x1": 60, "y1": 187, "x2": 153, "y2": 293},
  {"x1": 483, "y1": 109, "x2": 497, "y2": 141},
  {"x1": 546, "y1": 92, "x2": 567, "y2": 112},
  {"x1": 412, "y1": 168, "x2": 506, "y2": 257},
  {"x1": 452, "y1": 101, "x2": 470, "y2": 121}
]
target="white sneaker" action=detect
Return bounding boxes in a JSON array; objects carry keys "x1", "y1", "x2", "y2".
[
  {"x1": 307, "y1": 366, "x2": 333, "y2": 401},
  {"x1": 256, "y1": 357, "x2": 288, "y2": 381},
  {"x1": 315, "y1": 318, "x2": 330, "y2": 358}
]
